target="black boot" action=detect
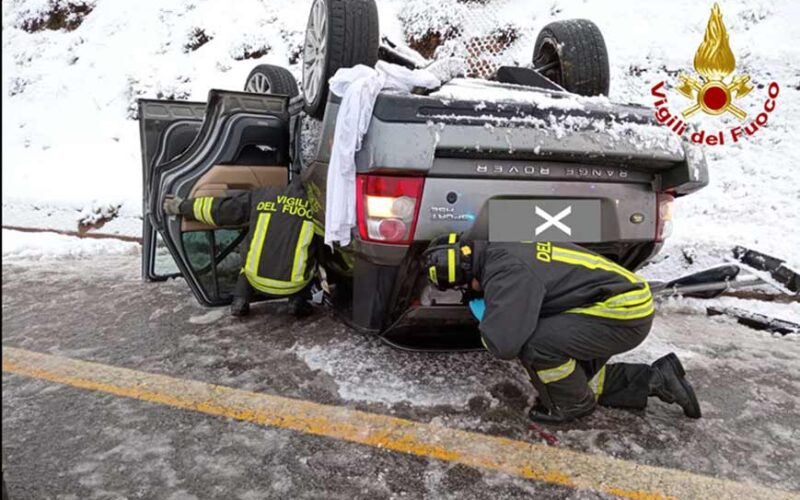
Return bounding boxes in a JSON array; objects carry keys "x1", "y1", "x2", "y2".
[
  {"x1": 230, "y1": 296, "x2": 250, "y2": 317},
  {"x1": 649, "y1": 353, "x2": 701, "y2": 418},
  {"x1": 288, "y1": 294, "x2": 313, "y2": 318},
  {"x1": 528, "y1": 394, "x2": 596, "y2": 424}
]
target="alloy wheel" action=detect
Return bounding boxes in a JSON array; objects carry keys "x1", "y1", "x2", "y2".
[
  {"x1": 245, "y1": 72, "x2": 271, "y2": 93},
  {"x1": 302, "y1": 0, "x2": 328, "y2": 104}
]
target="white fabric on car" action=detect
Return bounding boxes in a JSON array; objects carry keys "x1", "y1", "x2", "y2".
[{"x1": 324, "y1": 61, "x2": 441, "y2": 247}]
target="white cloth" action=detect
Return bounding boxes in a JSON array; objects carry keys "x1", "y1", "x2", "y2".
[{"x1": 324, "y1": 61, "x2": 440, "y2": 247}]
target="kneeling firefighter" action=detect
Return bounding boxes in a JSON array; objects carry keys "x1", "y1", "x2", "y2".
[
  {"x1": 163, "y1": 178, "x2": 323, "y2": 317},
  {"x1": 423, "y1": 234, "x2": 701, "y2": 423}
]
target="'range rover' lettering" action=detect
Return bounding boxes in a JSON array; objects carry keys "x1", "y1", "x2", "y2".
[
  {"x1": 477, "y1": 164, "x2": 551, "y2": 176},
  {"x1": 475, "y1": 163, "x2": 629, "y2": 179},
  {"x1": 564, "y1": 167, "x2": 628, "y2": 178}
]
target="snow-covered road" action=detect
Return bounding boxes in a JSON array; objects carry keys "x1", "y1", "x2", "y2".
[{"x1": 2, "y1": 252, "x2": 798, "y2": 498}]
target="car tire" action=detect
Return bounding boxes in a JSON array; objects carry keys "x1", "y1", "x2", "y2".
[
  {"x1": 302, "y1": 0, "x2": 379, "y2": 119},
  {"x1": 244, "y1": 64, "x2": 299, "y2": 97},
  {"x1": 533, "y1": 19, "x2": 609, "y2": 96}
]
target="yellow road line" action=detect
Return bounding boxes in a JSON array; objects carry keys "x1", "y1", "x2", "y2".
[{"x1": 2, "y1": 346, "x2": 795, "y2": 500}]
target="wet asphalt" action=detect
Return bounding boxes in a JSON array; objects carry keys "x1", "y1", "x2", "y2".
[{"x1": 2, "y1": 255, "x2": 799, "y2": 499}]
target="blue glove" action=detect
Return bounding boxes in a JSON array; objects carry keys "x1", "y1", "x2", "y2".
[{"x1": 468, "y1": 298, "x2": 486, "y2": 321}]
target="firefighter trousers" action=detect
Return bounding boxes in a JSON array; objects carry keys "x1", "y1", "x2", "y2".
[
  {"x1": 234, "y1": 273, "x2": 311, "y2": 303},
  {"x1": 519, "y1": 312, "x2": 654, "y2": 412}
]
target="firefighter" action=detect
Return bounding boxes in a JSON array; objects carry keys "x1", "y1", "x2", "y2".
[
  {"x1": 163, "y1": 178, "x2": 323, "y2": 318},
  {"x1": 422, "y1": 234, "x2": 701, "y2": 423}
]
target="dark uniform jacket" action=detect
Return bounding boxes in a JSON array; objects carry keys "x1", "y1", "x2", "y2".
[
  {"x1": 179, "y1": 180, "x2": 323, "y2": 296},
  {"x1": 472, "y1": 241, "x2": 653, "y2": 360}
]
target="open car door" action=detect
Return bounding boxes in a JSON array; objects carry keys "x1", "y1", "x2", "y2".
[
  {"x1": 140, "y1": 90, "x2": 300, "y2": 306},
  {"x1": 139, "y1": 99, "x2": 206, "y2": 282}
]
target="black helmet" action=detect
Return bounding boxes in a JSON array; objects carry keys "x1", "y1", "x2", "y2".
[{"x1": 422, "y1": 233, "x2": 473, "y2": 290}]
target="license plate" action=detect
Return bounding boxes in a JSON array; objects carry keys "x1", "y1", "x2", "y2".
[{"x1": 489, "y1": 199, "x2": 602, "y2": 242}]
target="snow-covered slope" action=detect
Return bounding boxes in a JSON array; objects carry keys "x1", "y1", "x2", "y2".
[
  {"x1": 1, "y1": 0, "x2": 313, "y2": 233},
  {"x1": 2, "y1": 0, "x2": 799, "y2": 269}
]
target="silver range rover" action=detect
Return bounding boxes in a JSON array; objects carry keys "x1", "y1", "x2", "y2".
[{"x1": 140, "y1": 0, "x2": 707, "y2": 350}]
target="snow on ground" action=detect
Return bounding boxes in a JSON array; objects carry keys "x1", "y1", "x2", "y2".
[
  {"x1": 2, "y1": 0, "x2": 798, "y2": 311},
  {"x1": 3, "y1": 254, "x2": 798, "y2": 493},
  {"x1": 294, "y1": 333, "x2": 532, "y2": 407},
  {"x1": 660, "y1": 294, "x2": 800, "y2": 325},
  {"x1": 2, "y1": 0, "x2": 310, "y2": 209},
  {"x1": 1, "y1": 228, "x2": 140, "y2": 261},
  {"x1": 291, "y1": 306, "x2": 797, "y2": 412},
  {"x1": 2, "y1": 202, "x2": 142, "y2": 237}
]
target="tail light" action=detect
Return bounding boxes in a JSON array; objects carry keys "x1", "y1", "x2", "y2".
[
  {"x1": 356, "y1": 174, "x2": 425, "y2": 244},
  {"x1": 656, "y1": 192, "x2": 675, "y2": 242}
]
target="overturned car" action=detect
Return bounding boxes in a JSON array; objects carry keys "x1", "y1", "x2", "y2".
[{"x1": 139, "y1": 0, "x2": 708, "y2": 349}]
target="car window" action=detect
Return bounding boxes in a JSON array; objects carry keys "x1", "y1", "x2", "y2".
[
  {"x1": 153, "y1": 232, "x2": 180, "y2": 276},
  {"x1": 181, "y1": 229, "x2": 246, "y2": 301}
]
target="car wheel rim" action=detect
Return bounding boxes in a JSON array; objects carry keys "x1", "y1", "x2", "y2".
[
  {"x1": 534, "y1": 38, "x2": 562, "y2": 85},
  {"x1": 246, "y1": 73, "x2": 271, "y2": 93},
  {"x1": 302, "y1": 0, "x2": 327, "y2": 104}
]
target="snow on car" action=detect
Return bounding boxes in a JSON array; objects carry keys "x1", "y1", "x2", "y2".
[{"x1": 138, "y1": 0, "x2": 714, "y2": 349}]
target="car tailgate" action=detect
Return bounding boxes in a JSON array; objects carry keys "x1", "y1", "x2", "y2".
[
  {"x1": 414, "y1": 176, "x2": 657, "y2": 242},
  {"x1": 320, "y1": 87, "x2": 709, "y2": 196}
]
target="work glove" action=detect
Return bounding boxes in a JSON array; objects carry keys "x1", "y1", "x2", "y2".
[
  {"x1": 468, "y1": 298, "x2": 486, "y2": 322},
  {"x1": 162, "y1": 195, "x2": 184, "y2": 215}
]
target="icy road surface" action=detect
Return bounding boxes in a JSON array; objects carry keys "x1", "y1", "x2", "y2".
[{"x1": 2, "y1": 253, "x2": 799, "y2": 499}]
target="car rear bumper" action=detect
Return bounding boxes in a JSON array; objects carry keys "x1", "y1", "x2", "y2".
[
  {"x1": 349, "y1": 235, "x2": 660, "y2": 333},
  {"x1": 379, "y1": 305, "x2": 483, "y2": 352}
]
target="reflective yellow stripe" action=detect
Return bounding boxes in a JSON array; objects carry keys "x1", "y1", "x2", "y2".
[
  {"x1": 429, "y1": 266, "x2": 438, "y2": 283},
  {"x1": 537, "y1": 359, "x2": 576, "y2": 384},
  {"x1": 448, "y1": 248, "x2": 456, "y2": 283},
  {"x1": 244, "y1": 215, "x2": 312, "y2": 296},
  {"x1": 550, "y1": 246, "x2": 654, "y2": 320},
  {"x1": 447, "y1": 232, "x2": 457, "y2": 283},
  {"x1": 246, "y1": 213, "x2": 271, "y2": 275},
  {"x1": 291, "y1": 221, "x2": 314, "y2": 283},
  {"x1": 246, "y1": 274, "x2": 308, "y2": 296},
  {"x1": 199, "y1": 198, "x2": 208, "y2": 223},
  {"x1": 586, "y1": 284, "x2": 653, "y2": 315},
  {"x1": 568, "y1": 298, "x2": 655, "y2": 320},
  {"x1": 588, "y1": 365, "x2": 607, "y2": 400},
  {"x1": 193, "y1": 198, "x2": 204, "y2": 222},
  {"x1": 191, "y1": 197, "x2": 215, "y2": 224},
  {"x1": 203, "y1": 197, "x2": 214, "y2": 225},
  {"x1": 550, "y1": 246, "x2": 641, "y2": 284},
  {"x1": 604, "y1": 287, "x2": 652, "y2": 307}
]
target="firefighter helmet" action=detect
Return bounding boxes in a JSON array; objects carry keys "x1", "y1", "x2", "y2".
[{"x1": 422, "y1": 232, "x2": 473, "y2": 290}]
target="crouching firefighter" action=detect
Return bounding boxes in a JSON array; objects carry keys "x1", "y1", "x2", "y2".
[
  {"x1": 422, "y1": 234, "x2": 701, "y2": 423},
  {"x1": 163, "y1": 178, "x2": 323, "y2": 318}
]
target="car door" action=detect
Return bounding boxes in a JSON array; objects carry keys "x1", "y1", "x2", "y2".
[
  {"x1": 139, "y1": 98, "x2": 207, "y2": 282},
  {"x1": 141, "y1": 90, "x2": 300, "y2": 306}
]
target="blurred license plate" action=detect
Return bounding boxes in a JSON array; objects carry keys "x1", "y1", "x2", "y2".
[{"x1": 489, "y1": 199, "x2": 602, "y2": 242}]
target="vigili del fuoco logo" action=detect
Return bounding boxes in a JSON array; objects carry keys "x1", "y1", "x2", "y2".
[{"x1": 651, "y1": 3, "x2": 780, "y2": 146}]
